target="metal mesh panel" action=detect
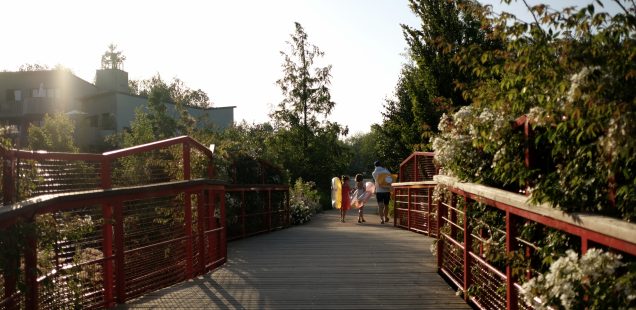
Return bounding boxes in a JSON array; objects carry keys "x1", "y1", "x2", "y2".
[
  {"x1": 16, "y1": 159, "x2": 101, "y2": 200},
  {"x1": 399, "y1": 153, "x2": 436, "y2": 182},
  {"x1": 0, "y1": 275, "x2": 24, "y2": 310},
  {"x1": 441, "y1": 237, "x2": 465, "y2": 288},
  {"x1": 270, "y1": 190, "x2": 289, "y2": 229},
  {"x1": 36, "y1": 205, "x2": 106, "y2": 309},
  {"x1": 470, "y1": 255, "x2": 506, "y2": 310},
  {"x1": 111, "y1": 148, "x2": 180, "y2": 188},
  {"x1": 393, "y1": 187, "x2": 437, "y2": 235},
  {"x1": 122, "y1": 195, "x2": 187, "y2": 300}
]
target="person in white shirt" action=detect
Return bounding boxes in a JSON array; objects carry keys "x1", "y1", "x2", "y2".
[{"x1": 372, "y1": 160, "x2": 392, "y2": 224}]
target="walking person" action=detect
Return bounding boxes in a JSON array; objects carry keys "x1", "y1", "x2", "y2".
[
  {"x1": 372, "y1": 161, "x2": 392, "y2": 224},
  {"x1": 352, "y1": 174, "x2": 367, "y2": 223},
  {"x1": 340, "y1": 175, "x2": 351, "y2": 223}
]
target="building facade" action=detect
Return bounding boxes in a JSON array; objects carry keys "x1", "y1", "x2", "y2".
[{"x1": 0, "y1": 68, "x2": 234, "y2": 150}]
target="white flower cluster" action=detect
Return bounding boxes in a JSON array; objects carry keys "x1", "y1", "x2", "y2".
[
  {"x1": 290, "y1": 201, "x2": 312, "y2": 225},
  {"x1": 567, "y1": 66, "x2": 600, "y2": 104},
  {"x1": 599, "y1": 112, "x2": 633, "y2": 163},
  {"x1": 521, "y1": 248, "x2": 634, "y2": 310}
]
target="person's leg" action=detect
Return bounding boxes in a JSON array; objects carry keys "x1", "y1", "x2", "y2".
[
  {"x1": 378, "y1": 201, "x2": 385, "y2": 224},
  {"x1": 384, "y1": 196, "x2": 391, "y2": 222},
  {"x1": 360, "y1": 205, "x2": 365, "y2": 222}
]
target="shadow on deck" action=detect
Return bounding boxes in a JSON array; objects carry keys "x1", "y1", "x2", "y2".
[{"x1": 120, "y1": 203, "x2": 469, "y2": 309}]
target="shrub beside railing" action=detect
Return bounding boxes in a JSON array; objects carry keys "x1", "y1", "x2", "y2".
[{"x1": 392, "y1": 174, "x2": 636, "y2": 310}]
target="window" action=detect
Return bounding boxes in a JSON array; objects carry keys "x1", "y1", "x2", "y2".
[
  {"x1": 101, "y1": 113, "x2": 116, "y2": 130},
  {"x1": 88, "y1": 115, "x2": 98, "y2": 127},
  {"x1": 5, "y1": 90, "x2": 21, "y2": 101}
]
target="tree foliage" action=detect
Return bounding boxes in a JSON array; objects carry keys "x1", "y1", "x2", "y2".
[
  {"x1": 375, "y1": 0, "x2": 495, "y2": 169},
  {"x1": 271, "y1": 22, "x2": 349, "y2": 195},
  {"x1": 101, "y1": 44, "x2": 126, "y2": 70},
  {"x1": 434, "y1": 0, "x2": 636, "y2": 221},
  {"x1": 28, "y1": 113, "x2": 79, "y2": 152},
  {"x1": 129, "y1": 74, "x2": 213, "y2": 109}
]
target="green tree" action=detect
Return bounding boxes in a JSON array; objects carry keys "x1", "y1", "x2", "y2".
[
  {"x1": 101, "y1": 44, "x2": 126, "y2": 70},
  {"x1": 129, "y1": 74, "x2": 213, "y2": 109},
  {"x1": 377, "y1": 0, "x2": 496, "y2": 159},
  {"x1": 271, "y1": 22, "x2": 349, "y2": 196},
  {"x1": 344, "y1": 131, "x2": 380, "y2": 177},
  {"x1": 28, "y1": 113, "x2": 79, "y2": 152}
]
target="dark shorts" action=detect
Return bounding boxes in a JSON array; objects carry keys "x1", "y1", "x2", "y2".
[{"x1": 376, "y1": 192, "x2": 390, "y2": 205}]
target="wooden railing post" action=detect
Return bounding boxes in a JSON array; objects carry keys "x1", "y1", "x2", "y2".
[
  {"x1": 463, "y1": 197, "x2": 472, "y2": 301},
  {"x1": 506, "y1": 211, "x2": 519, "y2": 310}
]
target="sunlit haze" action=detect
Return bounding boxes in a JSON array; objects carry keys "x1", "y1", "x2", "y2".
[{"x1": 2, "y1": 0, "x2": 613, "y2": 135}]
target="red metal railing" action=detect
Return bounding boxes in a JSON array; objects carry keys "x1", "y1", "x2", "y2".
[
  {"x1": 226, "y1": 185, "x2": 290, "y2": 241},
  {"x1": 392, "y1": 174, "x2": 636, "y2": 310},
  {"x1": 1, "y1": 135, "x2": 291, "y2": 309},
  {"x1": 398, "y1": 151, "x2": 437, "y2": 183},
  {"x1": 393, "y1": 152, "x2": 437, "y2": 234},
  {"x1": 0, "y1": 136, "x2": 226, "y2": 309}
]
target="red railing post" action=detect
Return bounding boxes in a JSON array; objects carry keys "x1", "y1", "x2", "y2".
[
  {"x1": 241, "y1": 190, "x2": 246, "y2": 238},
  {"x1": 196, "y1": 192, "x2": 205, "y2": 274},
  {"x1": 427, "y1": 187, "x2": 432, "y2": 236},
  {"x1": 113, "y1": 201, "x2": 126, "y2": 304},
  {"x1": 24, "y1": 220, "x2": 38, "y2": 310},
  {"x1": 184, "y1": 191, "x2": 193, "y2": 279},
  {"x1": 2, "y1": 155, "x2": 16, "y2": 205},
  {"x1": 450, "y1": 193, "x2": 457, "y2": 240},
  {"x1": 220, "y1": 190, "x2": 227, "y2": 263},
  {"x1": 414, "y1": 154, "x2": 419, "y2": 181},
  {"x1": 183, "y1": 143, "x2": 190, "y2": 181},
  {"x1": 101, "y1": 160, "x2": 115, "y2": 307},
  {"x1": 102, "y1": 203, "x2": 114, "y2": 307},
  {"x1": 463, "y1": 197, "x2": 472, "y2": 301},
  {"x1": 207, "y1": 190, "x2": 216, "y2": 270},
  {"x1": 407, "y1": 188, "x2": 411, "y2": 231},
  {"x1": 437, "y1": 193, "x2": 446, "y2": 269},
  {"x1": 267, "y1": 190, "x2": 272, "y2": 232},
  {"x1": 506, "y1": 211, "x2": 519, "y2": 310}
]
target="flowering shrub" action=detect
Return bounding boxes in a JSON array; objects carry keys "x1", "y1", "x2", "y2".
[
  {"x1": 522, "y1": 248, "x2": 635, "y2": 310},
  {"x1": 290, "y1": 200, "x2": 312, "y2": 225},
  {"x1": 289, "y1": 178, "x2": 320, "y2": 225}
]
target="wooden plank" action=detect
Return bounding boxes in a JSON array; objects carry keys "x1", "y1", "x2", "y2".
[{"x1": 123, "y1": 207, "x2": 470, "y2": 309}]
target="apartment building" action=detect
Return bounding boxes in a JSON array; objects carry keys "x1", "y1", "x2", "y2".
[{"x1": 0, "y1": 68, "x2": 234, "y2": 150}]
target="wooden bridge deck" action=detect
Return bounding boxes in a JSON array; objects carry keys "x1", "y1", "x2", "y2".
[{"x1": 120, "y1": 205, "x2": 470, "y2": 309}]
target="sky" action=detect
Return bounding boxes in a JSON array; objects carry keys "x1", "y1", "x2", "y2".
[{"x1": 1, "y1": 0, "x2": 617, "y2": 135}]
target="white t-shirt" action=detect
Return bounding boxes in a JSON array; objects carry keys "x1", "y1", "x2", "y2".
[{"x1": 372, "y1": 166, "x2": 391, "y2": 193}]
